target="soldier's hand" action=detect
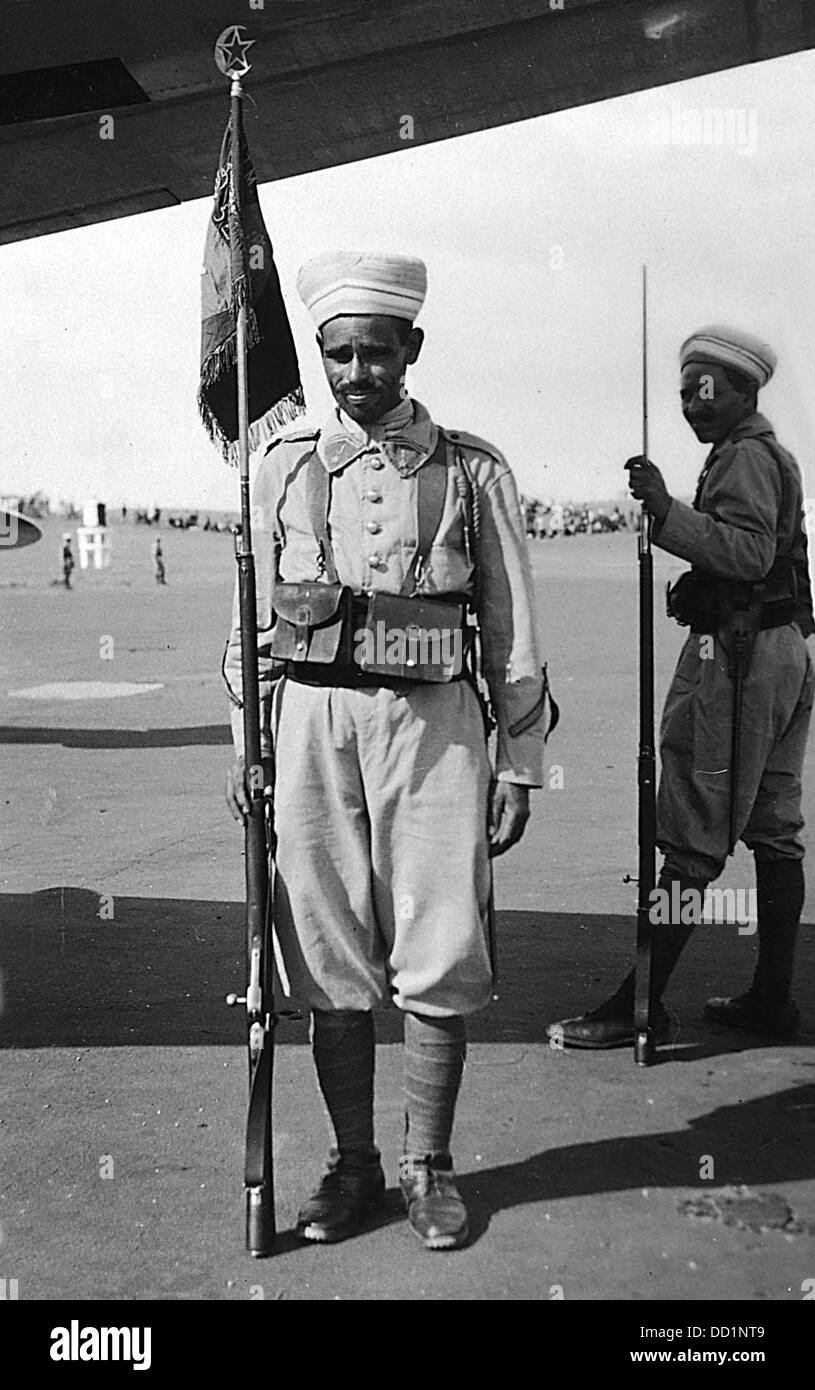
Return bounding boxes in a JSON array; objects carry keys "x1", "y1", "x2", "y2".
[
  {"x1": 624, "y1": 456, "x2": 671, "y2": 522},
  {"x1": 488, "y1": 781, "x2": 530, "y2": 857},
  {"x1": 225, "y1": 755, "x2": 274, "y2": 823}
]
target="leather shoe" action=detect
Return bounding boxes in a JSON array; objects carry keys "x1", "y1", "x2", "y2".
[
  {"x1": 546, "y1": 1001, "x2": 673, "y2": 1050},
  {"x1": 399, "y1": 1153, "x2": 469, "y2": 1250},
  {"x1": 703, "y1": 991, "x2": 800, "y2": 1040},
  {"x1": 296, "y1": 1149, "x2": 385, "y2": 1243}
]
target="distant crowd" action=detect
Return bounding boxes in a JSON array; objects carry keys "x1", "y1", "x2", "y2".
[
  {"x1": 521, "y1": 498, "x2": 640, "y2": 539},
  {"x1": 132, "y1": 507, "x2": 236, "y2": 533},
  {"x1": 8, "y1": 491, "x2": 54, "y2": 519},
  {"x1": 7, "y1": 495, "x2": 238, "y2": 535}
]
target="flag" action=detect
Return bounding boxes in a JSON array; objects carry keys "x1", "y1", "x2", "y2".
[{"x1": 198, "y1": 110, "x2": 305, "y2": 463}]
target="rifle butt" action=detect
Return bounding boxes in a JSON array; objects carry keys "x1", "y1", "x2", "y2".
[
  {"x1": 634, "y1": 1030, "x2": 654, "y2": 1067},
  {"x1": 246, "y1": 1184, "x2": 276, "y2": 1257}
]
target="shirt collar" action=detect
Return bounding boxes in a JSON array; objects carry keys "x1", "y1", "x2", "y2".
[
  {"x1": 708, "y1": 411, "x2": 774, "y2": 457},
  {"x1": 316, "y1": 397, "x2": 438, "y2": 475},
  {"x1": 694, "y1": 412, "x2": 776, "y2": 507},
  {"x1": 727, "y1": 410, "x2": 774, "y2": 443}
]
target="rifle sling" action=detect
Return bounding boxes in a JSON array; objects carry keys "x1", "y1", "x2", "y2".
[{"x1": 245, "y1": 1030, "x2": 275, "y2": 1189}]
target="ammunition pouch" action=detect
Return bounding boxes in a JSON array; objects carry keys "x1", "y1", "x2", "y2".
[
  {"x1": 356, "y1": 591, "x2": 468, "y2": 683},
  {"x1": 666, "y1": 572, "x2": 719, "y2": 630},
  {"x1": 270, "y1": 582, "x2": 355, "y2": 665},
  {"x1": 666, "y1": 561, "x2": 797, "y2": 636}
]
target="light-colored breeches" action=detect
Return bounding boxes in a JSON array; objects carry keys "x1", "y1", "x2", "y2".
[{"x1": 270, "y1": 678, "x2": 494, "y2": 1016}]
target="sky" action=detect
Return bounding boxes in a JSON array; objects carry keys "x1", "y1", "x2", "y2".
[{"x1": 3, "y1": 47, "x2": 815, "y2": 511}]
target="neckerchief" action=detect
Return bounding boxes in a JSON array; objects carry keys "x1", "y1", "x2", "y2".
[{"x1": 317, "y1": 397, "x2": 439, "y2": 476}]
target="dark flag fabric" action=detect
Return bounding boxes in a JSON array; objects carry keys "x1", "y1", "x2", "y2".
[{"x1": 198, "y1": 111, "x2": 304, "y2": 463}]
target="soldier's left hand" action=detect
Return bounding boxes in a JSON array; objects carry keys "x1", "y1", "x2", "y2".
[
  {"x1": 488, "y1": 782, "x2": 530, "y2": 857},
  {"x1": 624, "y1": 456, "x2": 671, "y2": 521}
]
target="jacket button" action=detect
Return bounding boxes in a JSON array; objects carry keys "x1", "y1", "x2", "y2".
[
  {"x1": 366, "y1": 490, "x2": 382, "y2": 502},
  {"x1": 370, "y1": 458, "x2": 385, "y2": 470},
  {"x1": 368, "y1": 554, "x2": 382, "y2": 567},
  {"x1": 366, "y1": 521, "x2": 381, "y2": 534}
]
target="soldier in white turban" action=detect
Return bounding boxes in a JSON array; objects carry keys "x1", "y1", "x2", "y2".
[
  {"x1": 225, "y1": 250, "x2": 551, "y2": 1249},
  {"x1": 548, "y1": 324, "x2": 814, "y2": 1049}
]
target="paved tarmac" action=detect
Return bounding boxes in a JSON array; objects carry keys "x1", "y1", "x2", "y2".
[{"x1": 1, "y1": 519, "x2": 813, "y2": 1301}]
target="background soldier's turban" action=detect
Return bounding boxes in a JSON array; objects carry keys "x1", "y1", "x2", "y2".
[
  {"x1": 297, "y1": 251, "x2": 427, "y2": 328},
  {"x1": 680, "y1": 324, "x2": 777, "y2": 387}
]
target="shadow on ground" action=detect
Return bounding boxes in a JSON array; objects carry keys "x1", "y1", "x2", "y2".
[
  {"x1": 454, "y1": 1078, "x2": 815, "y2": 1242},
  {"x1": 0, "y1": 725, "x2": 231, "y2": 748},
  {"x1": 2, "y1": 890, "x2": 813, "y2": 1257},
  {"x1": 1, "y1": 889, "x2": 812, "y2": 1055},
  {"x1": 342, "y1": 1077, "x2": 815, "y2": 1250}
]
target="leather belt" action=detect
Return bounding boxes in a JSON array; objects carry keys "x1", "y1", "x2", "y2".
[{"x1": 283, "y1": 661, "x2": 469, "y2": 690}]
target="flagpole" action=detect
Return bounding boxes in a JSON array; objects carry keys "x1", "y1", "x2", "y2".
[{"x1": 231, "y1": 73, "x2": 253, "y2": 550}]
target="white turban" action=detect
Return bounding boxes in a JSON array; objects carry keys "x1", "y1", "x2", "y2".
[
  {"x1": 680, "y1": 324, "x2": 777, "y2": 387},
  {"x1": 296, "y1": 251, "x2": 427, "y2": 328}
]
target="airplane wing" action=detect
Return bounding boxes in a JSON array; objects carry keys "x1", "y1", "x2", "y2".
[{"x1": 1, "y1": 0, "x2": 813, "y2": 245}]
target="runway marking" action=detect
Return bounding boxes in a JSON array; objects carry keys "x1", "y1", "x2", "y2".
[{"x1": 8, "y1": 682, "x2": 164, "y2": 701}]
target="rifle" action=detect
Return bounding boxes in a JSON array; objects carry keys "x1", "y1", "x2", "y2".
[
  {"x1": 222, "y1": 65, "x2": 277, "y2": 1257},
  {"x1": 633, "y1": 266, "x2": 658, "y2": 1068}
]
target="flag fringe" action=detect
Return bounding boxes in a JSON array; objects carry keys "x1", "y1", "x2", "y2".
[
  {"x1": 198, "y1": 380, "x2": 306, "y2": 465},
  {"x1": 198, "y1": 303, "x2": 261, "y2": 395},
  {"x1": 229, "y1": 387, "x2": 307, "y2": 467}
]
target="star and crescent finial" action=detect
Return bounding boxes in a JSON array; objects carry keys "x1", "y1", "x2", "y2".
[{"x1": 214, "y1": 25, "x2": 255, "y2": 79}]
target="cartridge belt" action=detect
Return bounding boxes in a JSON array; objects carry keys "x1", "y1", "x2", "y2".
[
  {"x1": 270, "y1": 583, "x2": 472, "y2": 685},
  {"x1": 666, "y1": 567, "x2": 797, "y2": 635}
]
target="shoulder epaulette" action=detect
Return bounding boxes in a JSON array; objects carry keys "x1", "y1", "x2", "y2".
[
  {"x1": 262, "y1": 427, "x2": 320, "y2": 458},
  {"x1": 440, "y1": 428, "x2": 507, "y2": 467}
]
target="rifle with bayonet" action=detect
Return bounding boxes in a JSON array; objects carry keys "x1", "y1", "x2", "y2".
[{"x1": 632, "y1": 266, "x2": 657, "y2": 1067}]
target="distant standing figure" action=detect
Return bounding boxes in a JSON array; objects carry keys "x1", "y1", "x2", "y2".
[
  {"x1": 62, "y1": 534, "x2": 74, "y2": 590},
  {"x1": 151, "y1": 537, "x2": 166, "y2": 585}
]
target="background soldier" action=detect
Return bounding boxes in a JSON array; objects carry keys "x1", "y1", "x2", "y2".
[
  {"x1": 548, "y1": 324, "x2": 814, "y2": 1048},
  {"x1": 151, "y1": 536, "x2": 166, "y2": 585},
  {"x1": 61, "y1": 532, "x2": 74, "y2": 589},
  {"x1": 225, "y1": 251, "x2": 547, "y2": 1249}
]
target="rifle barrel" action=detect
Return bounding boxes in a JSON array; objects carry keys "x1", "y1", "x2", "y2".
[{"x1": 634, "y1": 265, "x2": 657, "y2": 1066}]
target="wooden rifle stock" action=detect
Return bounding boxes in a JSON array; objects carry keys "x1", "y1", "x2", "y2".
[
  {"x1": 633, "y1": 515, "x2": 657, "y2": 1065},
  {"x1": 236, "y1": 541, "x2": 276, "y2": 1256}
]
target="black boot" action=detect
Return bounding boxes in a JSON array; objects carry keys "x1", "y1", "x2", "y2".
[
  {"x1": 704, "y1": 859, "x2": 803, "y2": 1039},
  {"x1": 545, "y1": 874, "x2": 704, "y2": 1049},
  {"x1": 296, "y1": 1147, "x2": 385, "y2": 1243}
]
